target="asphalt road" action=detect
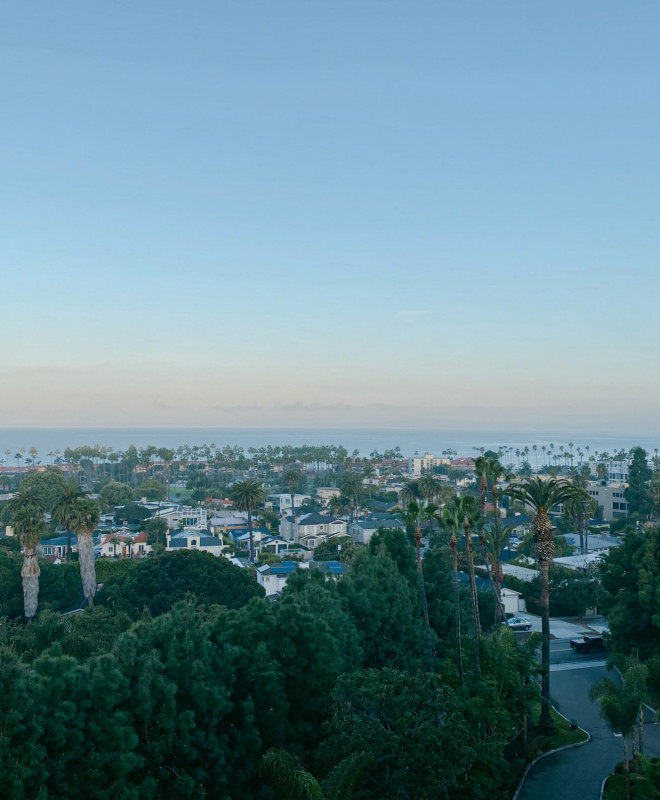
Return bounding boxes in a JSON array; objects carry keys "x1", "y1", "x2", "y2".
[{"x1": 516, "y1": 639, "x2": 660, "y2": 800}]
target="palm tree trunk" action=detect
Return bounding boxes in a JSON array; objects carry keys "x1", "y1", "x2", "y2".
[
  {"x1": 623, "y1": 736, "x2": 630, "y2": 800},
  {"x1": 21, "y1": 545, "x2": 40, "y2": 620},
  {"x1": 78, "y1": 530, "x2": 97, "y2": 606},
  {"x1": 415, "y1": 526, "x2": 434, "y2": 671},
  {"x1": 477, "y1": 533, "x2": 503, "y2": 625},
  {"x1": 248, "y1": 509, "x2": 255, "y2": 562},
  {"x1": 538, "y1": 559, "x2": 553, "y2": 730},
  {"x1": 66, "y1": 529, "x2": 72, "y2": 562},
  {"x1": 464, "y1": 519, "x2": 481, "y2": 678},
  {"x1": 450, "y1": 536, "x2": 464, "y2": 686}
]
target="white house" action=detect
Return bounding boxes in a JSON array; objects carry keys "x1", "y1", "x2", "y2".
[
  {"x1": 265, "y1": 493, "x2": 311, "y2": 514},
  {"x1": 166, "y1": 529, "x2": 225, "y2": 555},
  {"x1": 97, "y1": 531, "x2": 152, "y2": 558}
]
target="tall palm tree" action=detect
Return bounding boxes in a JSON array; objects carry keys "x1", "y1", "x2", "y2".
[
  {"x1": 10, "y1": 503, "x2": 47, "y2": 620},
  {"x1": 52, "y1": 480, "x2": 87, "y2": 562},
  {"x1": 449, "y1": 533, "x2": 464, "y2": 685},
  {"x1": 440, "y1": 495, "x2": 482, "y2": 674},
  {"x1": 396, "y1": 500, "x2": 435, "y2": 671},
  {"x1": 589, "y1": 662, "x2": 648, "y2": 800},
  {"x1": 564, "y1": 492, "x2": 597, "y2": 555},
  {"x1": 283, "y1": 468, "x2": 302, "y2": 540},
  {"x1": 340, "y1": 473, "x2": 363, "y2": 522},
  {"x1": 230, "y1": 479, "x2": 265, "y2": 562},
  {"x1": 68, "y1": 498, "x2": 101, "y2": 606},
  {"x1": 505, "y1": 477, "x2": 584, "y2": 730}
]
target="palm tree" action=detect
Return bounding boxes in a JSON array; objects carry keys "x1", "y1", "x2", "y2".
[
  {"x1": 8, "y1": 502, "x2": 47, "y2": 620},
  {"x1": 230, "y1": 479, "x2": 265, "y2": 562},
  {"x1": 283, "y1": 468, "x2": 302, "y2": 540},
  {"x1": 340, "y1": 473, "x2": 363, "y2": 522},
  {"x1": 68, "y1": 498, "x2": 101, "y2": 606},
  {"x1": 52, "y1": 480, "x2": 87, "y2": 562},
  {"x1": 590, "y1": 662, "x2": 648, "y2": 800},
  {"x1": 440, "y1": 495, "x2": 482, "y2": 674},
  {"x1": 564, "y1": 492, "x2": 597, "y2": 555},
  {"x1": 505, "y1": 477, "x2": 584, "y2": 730},
  {"x1": 449, "y1": 532, "x2": 464, "y2": 685},
  {"x1": 417, "y1": 474, "x2": 443, "y2": 506},
  {"x1": 396, "y1": 500, "x2": 435, "y2": 671}
]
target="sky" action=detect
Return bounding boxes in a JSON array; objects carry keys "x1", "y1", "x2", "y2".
[{"x1": 2, "y1": 2, "x2": 659, "y2": 432}]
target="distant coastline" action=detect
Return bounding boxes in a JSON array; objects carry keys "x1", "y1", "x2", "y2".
[{"x1": 1, "y1": 427, "x2": 659, "y2": 461}]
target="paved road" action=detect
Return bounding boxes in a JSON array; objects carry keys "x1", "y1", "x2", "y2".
[{"x1": 516, "y1": 640, "x2": 660, "y2": 800}]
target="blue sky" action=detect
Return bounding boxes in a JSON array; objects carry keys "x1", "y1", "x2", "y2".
[{"x1": 2, "y1": 2, "x2": 659, "y2": 430}]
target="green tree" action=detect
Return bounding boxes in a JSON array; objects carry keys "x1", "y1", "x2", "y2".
[
  {"x1": 598, "y1": 528, "x2": 660, "y2": 657},
  {"x1": 97, "y1": 481, "x2": 135, "y2": 511},
  {"x1": 590, "y1": 662, "x2": 648, "y2": 800},
  {"x1": 97, "y1": 549, "x2": 264, "y2": 618},
  {"x1": 625, "y1": 447, "x2": 653, "y2": 518},
  {"x1": 135, "y1": 479, "x2": 167, "y2": 501},
  {"x1": 17, "y1": 468, "x2": 67, "y2": 512},
  {"x1": 320, "y1": 668, "x2": 477, "y2": 800},
  {"x1": 505, "y1": 477, "x2": 584, "y2": 730},
  {"x1": 230, "y1": 479, "x2": 265, "y2": 562}
]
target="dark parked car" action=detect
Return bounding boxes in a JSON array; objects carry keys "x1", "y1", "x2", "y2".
[{"x1": 570, "y1": 633, "x2": 607, "y2": 654}]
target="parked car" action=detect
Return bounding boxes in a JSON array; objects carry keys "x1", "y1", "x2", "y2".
[
  {"x1": 570, "y1": 632, "x2": 608, "y2": 654},
  {"x1": 503, "y1": 615, "x2": 532, "y2": 631}
]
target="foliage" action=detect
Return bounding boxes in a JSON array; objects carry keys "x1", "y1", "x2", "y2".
[
  {"x1": 313, "y1": 536, "x2": 353, "y2": 562},
  {"x1": 113, "y1": 502, "x2": 151, "y2": 525},
  {"x1": 319, "y1": 668, "x2": 477, "y2": 800},
  {"x1": 97, "y1": 481, "x2": 135, "y2": 511},
  {"x1": 626, "y1": 448, "x2": 653, "y2": 518},
  {"x1": 96, "y1": 549, "x2": 265, "y2": 619},
  {"x1": 599, "y1": 529, "x2": 660, "y2": 657},
  {"x1": 17, "y1": 468, "x2": 68, "y2": 512},
  {"x1": 134, "y1": 479, "x2": 167, "y2": 501}
]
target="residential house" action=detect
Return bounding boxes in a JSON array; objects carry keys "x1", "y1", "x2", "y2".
[
  {"x1": 265, "y1": 493, "x2": 311, "y2": 514},
  {"x1": 279, "y1": 512, "x2": 348, "y2": 543},
  {"x1": 166, "y1": 529, "x2": 225, "y2": 556},
  {"x1": 96, "y1": 530, "x2": 152, "y2": 558},
  {"x1": 348, "y1": 517, "x2": 405, "y2": 546},
  {"x1": 256, "y1": 560, "x2": 345, "y2": 597},
  {"x1": 40, "y1": 534, "x2": 78, "y2": 560}
]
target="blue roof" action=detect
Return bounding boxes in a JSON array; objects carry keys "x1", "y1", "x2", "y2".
[
  {"x1": 41, "y1": 535, "x2": 77, "y2": 546},
  {"x1": 271, "y1": 565, "x2": 297, "y2": 575},
  {"x1": 280, "y1": 560, "x2": 297, "y2": 567}
]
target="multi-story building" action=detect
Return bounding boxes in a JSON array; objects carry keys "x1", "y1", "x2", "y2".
[
  {"x1": 586, "y1": 481, "x2": 628, "y2": 520},
  {"x1": 409, "y1": 454, "x2": 451, "y2": 478}
]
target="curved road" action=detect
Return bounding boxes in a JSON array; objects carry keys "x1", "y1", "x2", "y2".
[{"x1": 516, "y1": 640, "x2": 660, "y2": 800}]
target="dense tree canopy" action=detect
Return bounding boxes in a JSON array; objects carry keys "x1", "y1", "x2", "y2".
[{"x1": 96, "y1": 550, "x2": 265, "y2": 618}]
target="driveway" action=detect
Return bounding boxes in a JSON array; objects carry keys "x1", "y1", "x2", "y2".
[
  {"x1": 515, "y1": 614, "x2": 608, "y2": 639},
  {"x1": 516, "y1": 661, "x2": 660, "y2": 800}
]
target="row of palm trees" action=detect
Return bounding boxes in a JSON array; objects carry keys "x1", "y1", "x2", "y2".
[
  {"x1": 4, "y1": 482, "x2": 100, "y2": 621},
  {"x1": 401, "y1": 460, "x2": 592, "y2": 731}
]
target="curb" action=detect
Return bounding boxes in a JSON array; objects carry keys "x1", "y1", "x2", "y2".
[
  {"x1": 599, "y1": 775, "x2": 608, "y2": 800},
  {"x1": 511, "y1": 707, "x2": 591, "y2": 800}
]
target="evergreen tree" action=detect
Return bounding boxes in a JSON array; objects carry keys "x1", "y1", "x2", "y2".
[{"x1": 625, "y1": 447, "x2": 653, "y2": 518}]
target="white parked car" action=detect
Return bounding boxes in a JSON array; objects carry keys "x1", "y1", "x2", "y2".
[{"x1": 503, "y1": 615, "x2": 532, "y2": 631}]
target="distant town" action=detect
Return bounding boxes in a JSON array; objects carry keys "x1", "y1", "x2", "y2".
[{"x1": 2, "y1": 439, "x2": 659, "y2": 799}]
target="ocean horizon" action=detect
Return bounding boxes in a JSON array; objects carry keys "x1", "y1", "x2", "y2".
[{"x1": 1, "y1": 427, "x2": 659, "y2": 462}]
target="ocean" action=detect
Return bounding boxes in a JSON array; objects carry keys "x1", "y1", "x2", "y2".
[{"x1": 1, "y1": 428, "x2": 659, "y2": 462}]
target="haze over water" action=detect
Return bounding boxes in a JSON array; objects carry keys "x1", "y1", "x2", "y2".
[{"x1": 2, "y1": 428, "x2": 659, "y2": 461}]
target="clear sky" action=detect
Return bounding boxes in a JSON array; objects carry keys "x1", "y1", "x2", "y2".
[{"x1": 2, "y1": 2, "x2": 659, "y2": 431}]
